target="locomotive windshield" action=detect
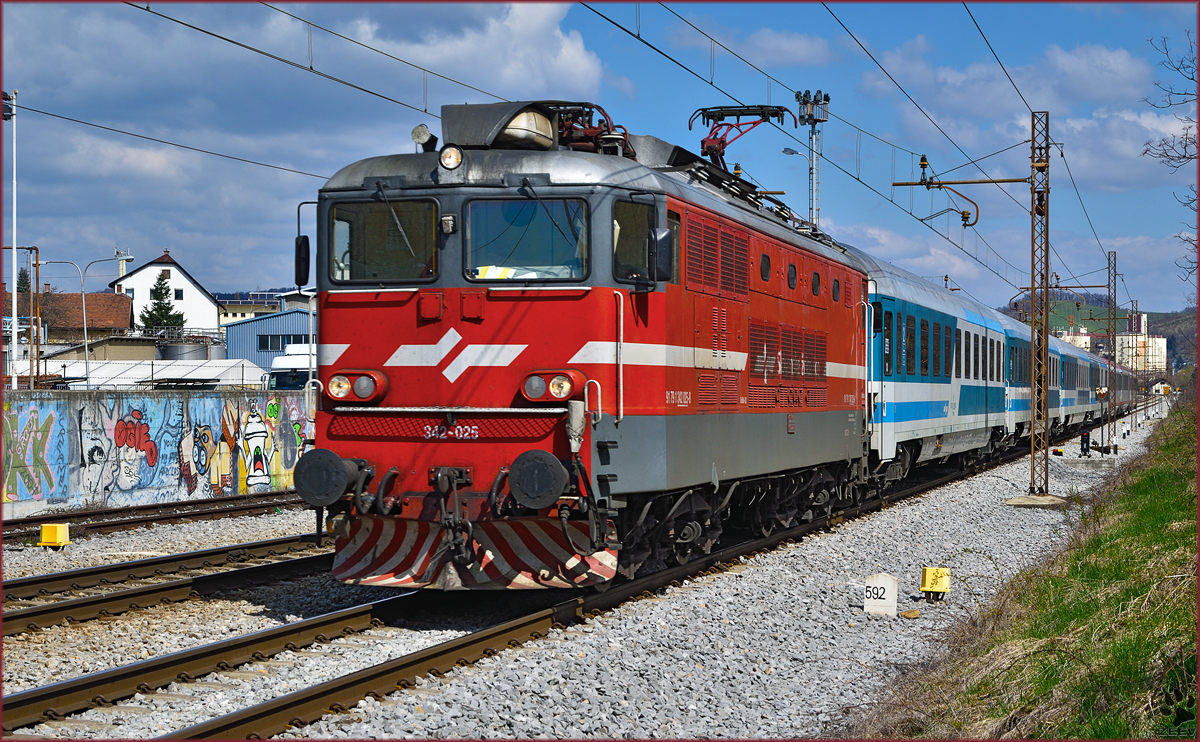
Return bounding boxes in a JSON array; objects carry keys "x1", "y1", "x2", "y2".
[
  {"x1": 465, "y1": 199, "x2": 588, "y2": 280},
  {"x1": 330, "y1": 200, "x2": 438, "y2": 282}
]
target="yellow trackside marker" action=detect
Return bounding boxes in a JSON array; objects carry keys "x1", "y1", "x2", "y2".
[
  {"x1": 37, "y1": 524, "x2": 71, "y2": 550},
  {"x1": 920, "y1": 566, "x2": 950, "y2": 603}
]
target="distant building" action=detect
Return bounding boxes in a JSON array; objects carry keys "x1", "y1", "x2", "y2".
[
  {"x1": 109, "y1": 249, "x2": 223, "y2": 330},
  {"x1": 4, "y1": 283, "x2": 134, "y2": 344},
  {"x1": 214, "y1": 290, "x2": 283, "y2": 327},
  {"x1": 223, "y1": 309, "x2": 316, "y2": 371}
]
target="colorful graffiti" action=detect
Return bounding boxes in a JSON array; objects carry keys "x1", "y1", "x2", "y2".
[{"x1": 2, "y1": 391, "x2": 313, "y2": 517}]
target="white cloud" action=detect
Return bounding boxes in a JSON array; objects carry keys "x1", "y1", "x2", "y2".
[
  {"x1": 346, "y1": 4, "x2": 603, "y2": 100},
  {"x1": 604, "y1": 71, "x2": 638, "y2": 100},
  {"x1": 669, "y1": 19, "x2": 832, "y2": 69}
]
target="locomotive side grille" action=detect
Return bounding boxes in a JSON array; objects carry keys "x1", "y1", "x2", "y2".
[
  {"x1": 782, "y1": 388, "x2": 803, "y2": 407},
  {"x1": 701, "y1": 223, "x2": 720, "y2": 289},
  {"x1": 781, "y1": 326, "x2": 803, "y2": 382},
  {"x1": 685, "y1": 216, "x2": 704, "y2": 287},
  {"x1": 720, "y1": 374, "x2": 739, "y2": 405},
  {"x1": 697, "y1": 373, "x2": 719, "y2": 405},
  {"x1": 718, "y1": 228, "x2": 750, "y2": 299},
  {"x1": 749, "y1": 385, "x2": 776, "y2": 408},
  {"x1": 748, "y1": 320, "x2": 781, "y2": 384},
  {"x1": 328, "y1": 414, "x2": 559, "y2": 440},
  {"x1": 804, "y1": 331, "x2": 828, "y2": 382},
  {"x1": 806, "y1": 387, "x2": 828, "y2": 407},
  {"x1": 733, "y1": 232, "x2": 749, "y2": 297}
]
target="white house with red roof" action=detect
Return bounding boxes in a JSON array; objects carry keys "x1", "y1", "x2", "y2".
[{"x1": 109, "y1": 249, "x2": 223, "y2": 331}]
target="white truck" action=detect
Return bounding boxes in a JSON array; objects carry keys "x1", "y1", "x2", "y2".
[{"x1": 266, "y1": 344, "x2": 315, "y2": 390}]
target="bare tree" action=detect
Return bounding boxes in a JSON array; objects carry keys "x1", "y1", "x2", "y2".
[{"x1": 1143, "y1": 32, "x2": 1198, "y2": 295}]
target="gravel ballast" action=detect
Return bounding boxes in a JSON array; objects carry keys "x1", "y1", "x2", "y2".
[
  {"x1": 1, "y1": 508, "x2": 318, "y2": 580},
  {"x1": 7, "y1": 412, "x2": 1159, "y2": 739}
]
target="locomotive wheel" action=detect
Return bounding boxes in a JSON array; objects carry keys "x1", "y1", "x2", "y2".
[{"x1": 672, "y1": 542, "x2": 694, "y2": 566}]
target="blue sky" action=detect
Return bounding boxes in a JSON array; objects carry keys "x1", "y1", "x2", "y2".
[{"x1": 3, "y1": 2, "x2": 1196, "y2": 312}]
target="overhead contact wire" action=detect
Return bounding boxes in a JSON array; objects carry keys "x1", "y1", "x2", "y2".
[
  {"x1": 963, "y1": 2, "x2": 1090, "y2": 287},
  {"x1": 126, "y1": 3, "x2": 440, "y2": 118},
  {"x1": 259, "y1": 3, "x2": 508, "y2": 102},
  {"x1": 12, "y1": 104, "x2": 328, "y2": 178},
  {"x1": 584, "y1": 2, "x2": 1025, "y2": 289}
]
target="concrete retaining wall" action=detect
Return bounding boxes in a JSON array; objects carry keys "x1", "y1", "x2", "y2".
[{"x1": 2, "y1": 390, "x2": 312, "y2": 519}]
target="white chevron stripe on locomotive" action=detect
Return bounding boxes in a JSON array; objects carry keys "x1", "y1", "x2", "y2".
[{"x1": 381, "y1": 327, "x2": 527, "y2": 383}]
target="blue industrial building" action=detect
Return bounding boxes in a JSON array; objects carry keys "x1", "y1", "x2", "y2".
[{"x1": 223, "y1": 309, "x2": 316, "y2": 371}]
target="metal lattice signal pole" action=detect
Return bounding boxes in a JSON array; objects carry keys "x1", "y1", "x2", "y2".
[
  {"x1": 1106, "y1": 250, "x2": 1118, "y2": 448},
  {"x1": 1029, "y1": 112, "x2": 1051, "y2": 495},
  {"x1": 1129, "y1": 298, "x2": 1138, "y2": 430}
]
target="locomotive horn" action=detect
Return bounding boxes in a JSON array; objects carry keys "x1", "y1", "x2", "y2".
[
  {"x1": 295, "y1": 448, "x2": 366, "y2": 507},
  {"x1": 508, "y1": 450, "x2": 570, "y2": 510}
]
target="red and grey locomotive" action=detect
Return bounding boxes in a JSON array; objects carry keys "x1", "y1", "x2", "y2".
[{"x1": 293, "y1": 100, "x2": 881, "y2": 589}]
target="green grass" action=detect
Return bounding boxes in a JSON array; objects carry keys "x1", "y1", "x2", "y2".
[{"x1": 854, "y1": 390, "x2": 1197, "y2": 739}]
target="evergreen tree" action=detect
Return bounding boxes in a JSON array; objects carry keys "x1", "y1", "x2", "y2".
[
  {"x1": 16, "y1": 266, "x2": 30, "y2": 293},
  {"x1": 139, "y1": 270, "x2": 185, "y2": 329}
]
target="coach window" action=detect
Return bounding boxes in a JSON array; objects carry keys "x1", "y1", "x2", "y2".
[
  {"x1": 613, "y1": 200, "x2": 655, "y2": 283},
  {"x1": 788, "y1": 264, "x2": 797, "y2": 290},
  {"x1": 973, "y1": 334, "x2": 980, "y2": 379},
  {"x1": 832, "y1": 278, "x2": 841, "y2": 303},
  {"x1": 943, "y1": 327, "x2": 952, "y2": 377},
  {"x1": 667, "y1": 210, "x2": 682, "y2": 284},
  {"x1": 883, "y1": 311, "x2": 893, "y2": 376},
  {"x1": 760, "y1": 253, "x2": 771, "y2": 282},
  {"x1": 905, "y1": 315, "x2": 916, "y2": 375},
  {"x1": 332, "y1": 199, "x2": 439, "y2": 282},
  {"x1": 932, "y1": 323, "x2": 942, "y2": 377},
  {"x1": 920, "y1": 319, "x2": 929, "y2": 375},
  {"x1": 812, "y1": 271, "x2": 821, "y2": 297},
  {"x1": 982, "y1": 338, "x2": 989, "y2": 381},
  {"x1": 955, "y1": 329, "x2": 962, "y2": 378}
]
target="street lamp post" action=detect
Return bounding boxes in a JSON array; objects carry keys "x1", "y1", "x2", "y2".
[
  {"x1": 4, "y1": 89, "x2": 16, "y2": 388},
  {"x1": 41, "y1": 253, "x2": 133, "y2": 389}
]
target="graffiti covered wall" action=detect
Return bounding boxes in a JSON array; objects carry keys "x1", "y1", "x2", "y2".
[{"x1": 2, "y1": 390, "x2": 312, "y2": 519}]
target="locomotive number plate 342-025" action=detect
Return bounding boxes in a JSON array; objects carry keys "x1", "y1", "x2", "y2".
[{"x1": 422, "y1": 424, "x2": 481, "y2": 440}]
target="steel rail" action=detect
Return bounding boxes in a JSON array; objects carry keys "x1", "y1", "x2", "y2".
[
  {"x1": 167, "y1": 421, "x2": 1119, "y2": 740},
  {"x1": 3, "y1": 415, "x2": 1138, "y2": 736},
  {"x1": 1, "y1": 590, "x2": 413, "y2": 732},
  {"x1": 3, "y1": 552, "x2": 332, "y2": 636},
  {"x1": 3, "y1": 535, "x2": 323, "y2": 601},
  {"x1": 3, "y1": 491, "x2": 303, "y2": 540}
]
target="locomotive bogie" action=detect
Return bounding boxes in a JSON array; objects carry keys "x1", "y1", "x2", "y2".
[{"x1": 296, "y1": 99, "x2": 1137, "y2": 591}]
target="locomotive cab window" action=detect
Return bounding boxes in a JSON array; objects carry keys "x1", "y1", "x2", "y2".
[
  {"x1": 788, "y1": 263, "x2": 798, "y2": 290},
  {"x1": 466, "y1": 198, "x2": 588, "y2": 280},
  {"x1": 331, "y1": 199, "x2": 439, "y2": 282},
  {"x1": 613, "y1": 200, "x2": 655, "y2": 283},
  {"x1": 811, "y1": 271, "x2": 821, "y2": 296},
  {"x1": 832, "y1": 278, "x2": 841, "y2": 303},
  {"x1": 760, "y1": 253, "x2": 771, "y2": 282}
]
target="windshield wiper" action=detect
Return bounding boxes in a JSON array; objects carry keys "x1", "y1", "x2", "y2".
[
  {"x1": 374, "y1": 181, "x2": 416, "y2": 257},
  {"x1": 521, "y1": 177, "x2": 579, "y2": 244}
]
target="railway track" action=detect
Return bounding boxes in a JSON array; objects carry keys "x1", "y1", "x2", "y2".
[
  {"x1": 2, "y1": 536, "x2": 330, "y2": 636},
  {"x1": 2, "y1": 490, "x2": 304, "y2": 542},
  {"x1": 3, "y1": 420, "x2": 1106, "y2": 738}
]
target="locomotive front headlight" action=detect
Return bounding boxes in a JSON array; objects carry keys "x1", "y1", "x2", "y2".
[
  {"x1": 548, "y1": 374, "x2": 573, "y2": 399},
  {"x1": 439, "y1": 145, "x2": 463, "y2": 170},
  {"x1": 329, "y1": 374, "x2": 352, "y2": 399},
  {"x1": 524, "y1": 375, "x2": 547, "y2": 399},
  {"x1": 352, "y1": 375, "x2": 376, "y2": 399}
]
